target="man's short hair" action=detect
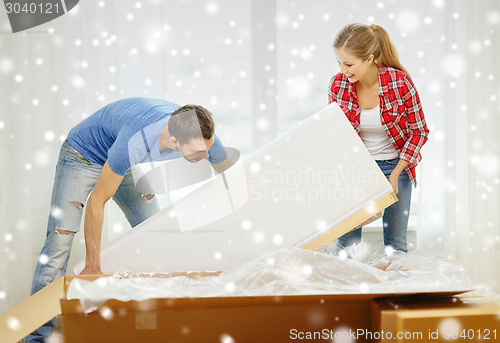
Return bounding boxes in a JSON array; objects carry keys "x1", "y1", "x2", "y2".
[{"x1": 169, "y1": 104, "x2": 215, "y2": 144}]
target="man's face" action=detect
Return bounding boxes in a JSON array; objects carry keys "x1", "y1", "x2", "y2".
[{"x1": 174, "y1": 137, "x2": 215, "y2": 163}]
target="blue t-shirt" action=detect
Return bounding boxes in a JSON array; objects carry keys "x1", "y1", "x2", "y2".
[{"x1": 67, "y1": 97, "x2": 226, "y2": 176}]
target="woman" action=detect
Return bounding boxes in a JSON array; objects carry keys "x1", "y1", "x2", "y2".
[{"x1": 328, "y1": 23, "x2": 429, "y2": 253}]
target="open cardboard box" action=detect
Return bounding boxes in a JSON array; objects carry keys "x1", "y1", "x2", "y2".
[
  {"x1": 1, "y1": 188, "x2": 397, "y2": 343},
  {"x1": 371, "y1": 295, "x2": 500, "y2": 343},
  {"x1": 0, "y1": 272, "x2": 478, "y2": 343},
  {"x1": 1, "y1": 186, "x2": 398, "y2": 343},
  {"x1": 2, "y1": 103, "x2": 485, "y2": 342}
]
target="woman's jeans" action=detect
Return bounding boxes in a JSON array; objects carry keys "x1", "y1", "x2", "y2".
[
  {"x1": 24, "y1": 141, "x2": 159, "y2": 343},
  {"x1": 337, "y1": 158, "x2": 412, "y2": 253}
]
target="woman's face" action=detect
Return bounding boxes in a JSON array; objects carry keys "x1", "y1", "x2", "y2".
[{"x1": 335, "y1": 47, "x2": 374, "y2": 83}]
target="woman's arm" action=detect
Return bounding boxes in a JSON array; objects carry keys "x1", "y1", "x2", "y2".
[
  {"x1": 388, "y1": 159, "x2": 410, "y2": 194},
  {"x1": 399, "y1": 76, "x2": 429, "y2": 164}
]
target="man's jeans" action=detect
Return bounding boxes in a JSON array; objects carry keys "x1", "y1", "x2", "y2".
[
  {"x1": 23, "y1": 141, "x2": 159, "y2": 343},
  {"x1": 337, "y1": 158, "x2": 413, "y2": 253}
]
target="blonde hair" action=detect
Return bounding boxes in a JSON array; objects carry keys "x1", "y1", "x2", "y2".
[{"x1": 333, "y1": 23, "x2": 409, "y2": 76}]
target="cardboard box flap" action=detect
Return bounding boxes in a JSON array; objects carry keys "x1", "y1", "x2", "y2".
[{"x1": 0, "y1": 277, "x2": 65, "y2": 343}]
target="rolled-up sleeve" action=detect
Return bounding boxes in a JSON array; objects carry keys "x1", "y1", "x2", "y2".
[{"x1": 399, "y1": 76, "x2": 429, "y2": 164}]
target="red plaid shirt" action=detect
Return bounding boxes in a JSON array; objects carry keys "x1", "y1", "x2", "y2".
[{"x1": 328, "y1": 66, "x2": 429, "y2": 187}]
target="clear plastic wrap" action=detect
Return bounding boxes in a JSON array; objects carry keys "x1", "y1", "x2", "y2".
[{"x1": 67, "y1": 244, "x2": 482, "y2": 313}]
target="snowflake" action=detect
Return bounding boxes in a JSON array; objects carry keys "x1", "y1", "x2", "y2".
[
  {"x1": 286, "y1": 76, "x2": 312, "y2": 98},
  {"x1": 256, "y1": 118, "x2": 269, "y2": 130},
  {"x1": 359, "y1": 283, "x2": 370, "y2": 293},
  {"x1": 241, "y1": 219, "x2": 252, "y2": 231},
  {"x1": 0, "y1": 58, "x2": 14, "y2": 73},
  {"x1": 432, "y1": 0, "x2": 446, "y2": 9},
  {"x1": 71, "y1": 76, "x2": 85, "y2": 89},
  {"x1": 206, "y1": 2, "x2": 218, "y2": 15},
  {"x1": 44, "y1": 131, "x2": 55, "y2": 141},
  {"x1": 4, "y1": 233, "x2": 13, "y2": 242},
  {"x1": 39, "y1": 254, "x2": 49, "y2": 264},
  {"x1": 99, "y1": 306, "x2": 114, "y2": 320},
  {"x1": 7, "y1": 317, "x2": 21, "y2": 331},
  {"x1": 443, "y1": 54, "x2": 465, "y2": 78},
  {"x1": 428, "y1": 80, "x2": 442, "y2": 94},
  {"x1": 487, "y1": 11, "x2": 500, "y2": 25},
  {"x1": 396, "y1": 10, "x2": 420, "y2": 33},
  {"x1": 302, "y1": 265, "x2": 313, "y2": 276},
  {"x1": 333, "y1": 326, "x2": 355, "y2": 343},
  {"x1": 51, "y1": 207, "x2": 64, "y2": 220},
  {"x1": 438, "y1": 318, "x2": 462, "y2": 338},
  {"x1": 273, "y1": 234, "x2": 283, "y2": 245},
  {"x1": 276, "y1": 13, "x2": 289, "y2": 27},
  {"x1": 220, "y1": 334, "x2": 234, "y2": 343},
  {"x1": 252, "y1": 231, "x2": 265, "y2": 244},
  {"x1": 112, "y1": 223, "x2": 123, "y2": 233},
  {"x1": 224, "y1": 282, "x2": 235, "y2": 292}
]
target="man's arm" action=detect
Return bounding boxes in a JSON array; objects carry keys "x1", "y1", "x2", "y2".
[
  {"x1": 80, "y1": 161, "x2": 124, "y2": 275},
  {"x1": 211, "y1": 156, "x2": 234, "y2": 174}
]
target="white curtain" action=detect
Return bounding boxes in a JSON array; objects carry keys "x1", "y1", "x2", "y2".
[
  {"x1": 409, "y1": 0, "x2": 500, "y2": 292},
  {"x1": 441, "y1": 0, "x2": 500, "y2": 291},
  {"x1": 1, "y1": 0, "x2": 499, "y2": 316}
]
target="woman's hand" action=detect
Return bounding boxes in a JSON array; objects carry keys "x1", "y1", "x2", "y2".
[
  {"x1": 389, "y1": 172, "x2": 400, "y2": 194},
  {"x1": 388, "y1": 159, "x2": 410, "y2": 195}
]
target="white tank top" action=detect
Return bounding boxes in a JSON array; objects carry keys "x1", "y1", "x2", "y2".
[{"x1": 359, "y1": 105, "x2": 399, "y2": 160}]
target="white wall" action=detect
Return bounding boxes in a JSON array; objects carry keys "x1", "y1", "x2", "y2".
[{"x1": 1, "y1": 0, "x2": 499, "y2": 314}]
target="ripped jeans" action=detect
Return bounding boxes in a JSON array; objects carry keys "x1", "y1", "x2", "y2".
[{"x1": 25, "y1": 140, "x2": 159, "y2": 343}]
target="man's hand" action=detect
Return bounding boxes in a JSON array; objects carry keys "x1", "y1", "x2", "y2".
[{"x1": 80, "y1": 264, "x2": 103, "y2": 275}]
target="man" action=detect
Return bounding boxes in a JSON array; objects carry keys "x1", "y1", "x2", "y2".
[{"x1": 24, "y1": 97, "x2": 232, "y2": 342}]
